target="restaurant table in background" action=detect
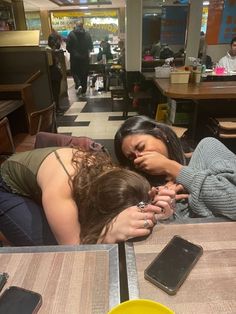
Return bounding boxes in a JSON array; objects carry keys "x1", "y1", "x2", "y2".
[
  {"x1": 0, "y1": 244, "x2": 120, "y2": 314},
  {"x1": 125, "y1": 221, "x2": 236, "y2": 314},
  {"x1": 0, "y1": 99, "x2": 22, "y2": 120},
  {"x1": 153, "y1": 78, "x2": 236, "y2": 140}
]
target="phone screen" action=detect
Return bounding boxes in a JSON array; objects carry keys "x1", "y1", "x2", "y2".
[
  {"x1": 0, "y1": 286, "x2": 42, "y2": 314},
  {"x1": 144, "y1": 235, "x2": 203, "y2": 295}
]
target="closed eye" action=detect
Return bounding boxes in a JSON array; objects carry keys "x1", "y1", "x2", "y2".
[{"x1": 136, "y1": 143, "x2": 145, "y2": 153}]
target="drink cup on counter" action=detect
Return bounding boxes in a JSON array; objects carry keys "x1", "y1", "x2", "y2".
[
  {"x1": 215, "y1": 66, "x2": 225, "y2": 75},
  {"x1": 194, "y1": 70, "x2": 201, "y2": 83},
  {"x1": 107, "y1": 299, "x2": 174, "y2": 314}
]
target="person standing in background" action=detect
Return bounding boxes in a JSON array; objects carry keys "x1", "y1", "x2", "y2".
[
  {"x1": 66, "y1": 22, "x2": 93, "y2": 96},
  {"x1": 48, "y1": 28, "x2": 62, "y2": 50},
  {"x1": 218, "y1": 37, "x2": 236, "y2": 73},
  {"x1": 48, "y1": 29, "x2": 63, "y2": 114},
  {"x1": 198, "y1": 31, "x2": 207, "y2": 64}
]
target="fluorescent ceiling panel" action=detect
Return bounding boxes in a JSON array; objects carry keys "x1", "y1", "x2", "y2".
[{"x1": 50, "y1": 0, "x2": 112, "y2": 6}]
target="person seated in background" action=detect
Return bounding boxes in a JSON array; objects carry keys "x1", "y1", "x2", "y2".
[
  {"x1": 114, "y1": 115, "x2": 236, "y2": 221},
  {"x1": 143, "y1": 48, "x2": 154, "y2": 61},
  {"x1": 218, "y1": 37, "x2": 236, "y2": 72},
  {"x1": 198, "y1": 52, "x2": 213, "y2": 69},
  {"x1": 114, "y1": 40, "x2": 125, "y2": 69},
  {"x1": 159, "y1": 44, "x2": 174, "y2": 59},
  {"x1": 150, "y1": 41, "x2": 161, "y2": 58},
  {"x1": 0, "y1": 144, "x2": 174, "y2": 246},
  {"x1": 97, "y1": 39, "x2": 113, "y2": 63},
  {"x1": 174, "y1": 48, "x2": 185, "y2": 59}
]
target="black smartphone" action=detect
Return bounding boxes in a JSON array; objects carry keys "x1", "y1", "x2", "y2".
[
  {"x1": 144, "y1": 235, "x2": 203, "y2": 295},
  {"x1": 0, "y1": 286, "x2": 42, "y2": 314}
]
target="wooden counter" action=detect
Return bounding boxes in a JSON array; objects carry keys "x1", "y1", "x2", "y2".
[
  {"x1": 0, "y1": 244, "x2": 120, "y2": 314},
  {"x1": 125, "y1": 222, "x2": 236, "y2": 314},
  {"x1": 154, "y1": 78, "x2": 236, "y2": 100}
]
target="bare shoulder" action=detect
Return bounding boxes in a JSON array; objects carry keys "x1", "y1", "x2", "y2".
[{"x1": 37, "y1": 148, "x2": 80, "y2": 193}]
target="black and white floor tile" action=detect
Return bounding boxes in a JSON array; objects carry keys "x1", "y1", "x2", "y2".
[{"x1": 56, "y1": 77, "x2": 137, "y2": 159}]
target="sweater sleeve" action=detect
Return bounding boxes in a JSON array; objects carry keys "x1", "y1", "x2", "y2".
[{"x1": 176, "y1": 137, "x2": 236, "y2": 220}]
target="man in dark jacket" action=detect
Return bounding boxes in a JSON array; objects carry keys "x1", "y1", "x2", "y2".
[{"x1": 66, "y1": 22, "x2": 93, "y2": 95}]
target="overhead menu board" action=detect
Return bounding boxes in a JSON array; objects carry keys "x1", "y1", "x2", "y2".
[{"x1": 160, "y1": 6, "x2": 188, "y2": 45}]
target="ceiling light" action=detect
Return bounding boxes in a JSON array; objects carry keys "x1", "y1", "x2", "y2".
[{"x1": 203, "y1": 1, "x2": 209, "y2": 5}]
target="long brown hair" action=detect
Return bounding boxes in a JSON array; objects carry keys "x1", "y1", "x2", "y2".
[{"x1": 76, "y1": 168, "x2": 151, "y2": 244}]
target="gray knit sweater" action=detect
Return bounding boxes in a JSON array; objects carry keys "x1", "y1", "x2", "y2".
[{"x1": 176, "y1": 137, "x2": 236, "y2": 220}]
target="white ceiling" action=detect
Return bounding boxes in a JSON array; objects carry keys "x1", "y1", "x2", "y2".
[
  {"x1": 22, "y1": 0, "x2": 175, "y2": 12},
  {"x1": 23, "y1": 0, "x2": 126, "y2": 11}
]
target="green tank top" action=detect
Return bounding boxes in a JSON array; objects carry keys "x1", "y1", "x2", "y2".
[{"x1": 0, "y1": 147, "x2": 59, "y2": 204}]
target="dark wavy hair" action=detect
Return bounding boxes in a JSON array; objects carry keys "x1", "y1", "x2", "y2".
[
  {"x1": 114, "y1": 116, "x2": 185, "y2": 184},
  {"x1": 114, "y1": 115, "x2": 185, "y2": 166},
  {"x1": 231, "y1": 36, "x2": 236, "y2": 46},
  {"x1": 76, "y1": 168, "x2": 151, "y2": 244}
]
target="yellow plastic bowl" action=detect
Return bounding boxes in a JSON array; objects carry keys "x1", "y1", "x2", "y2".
[{"x1": 108, "y1": 299, "x2": 175, "y2": 314}]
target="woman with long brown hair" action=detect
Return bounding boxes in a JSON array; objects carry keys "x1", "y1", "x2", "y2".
[{"x1": 0, "y1": 146, "x2": 175, "y2": 246}]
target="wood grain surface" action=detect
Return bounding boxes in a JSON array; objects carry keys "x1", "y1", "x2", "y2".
[
  {"x1": 132, "y1": 222, "x2": 236, "y2": 314},
  {"x1": 0, "y1": 250, "x2": 110, "y2": 314},
  {"x1": 154, "y1": 79, "x2": 236, "y2": 100}
]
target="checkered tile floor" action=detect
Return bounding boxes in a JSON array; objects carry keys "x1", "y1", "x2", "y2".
[{"x1": 56, "y1": 77, "x2": 137, "y2": 160}]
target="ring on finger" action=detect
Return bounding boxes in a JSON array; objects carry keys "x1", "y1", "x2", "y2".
[
  {"x1": 143, "y1": 219, "x2": 150, "y2": 229},
  {"x1": 137, "y1": 201, "x2": 148, "y2": 212}
]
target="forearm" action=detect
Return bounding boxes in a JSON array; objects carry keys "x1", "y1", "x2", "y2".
[
  {"x1": 176, "y1": 137, "x2": 236, "y2": 219},
  {"x1": 164, "y1": 159, "x2": 183, "y2": 180},
  {"x1": 176, "y1": 165, "x2": 236, "y2": 219}
]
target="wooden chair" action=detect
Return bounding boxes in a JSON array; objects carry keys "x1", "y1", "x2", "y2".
[
  {"x1": 0, "y1": 117, "x2": 16, "y2": 163},
  {"x1": 14, "y1": 103, "x2": 57, "y2": 151},
  {"x1": 27, "y1": 103, "x2": 56, "y2": 135},
  {"x1": 0, "y1": 104, "x2": 57, "y2": 154}
]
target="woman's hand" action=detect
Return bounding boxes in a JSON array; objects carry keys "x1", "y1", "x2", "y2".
[
  {"x1": 149, "y1": 186, "x2": 176, "y2": 220},
  {"x1": 134, "y1": 151, "x2": 182, "y2": 179},
  {"x1": 162, "y1": 181, "x2": 189, "y2": 201},
  {"x1": 101, "y1": 203, "x2": 163, "y2": 243}
]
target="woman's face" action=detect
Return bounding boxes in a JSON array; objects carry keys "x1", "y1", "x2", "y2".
[{"x1": 121, "y1": 134, "x2": 169, "y2": 161}]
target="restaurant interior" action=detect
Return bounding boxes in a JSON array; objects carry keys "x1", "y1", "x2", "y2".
[{"x1": 0, "y1": 0, "x2": 236, "y2": 313}]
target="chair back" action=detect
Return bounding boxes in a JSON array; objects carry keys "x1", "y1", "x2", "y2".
[
  {"x1": 0, "y1": 117, "x2": 15, "y2": 156},
  {"x1": 28, "y1": 103, "x2": 57, "y2": 135}
]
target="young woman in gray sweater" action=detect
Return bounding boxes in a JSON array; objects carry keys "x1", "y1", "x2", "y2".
[{"x1": 115, "y1": 115, "x2": 236, "y2": 220}]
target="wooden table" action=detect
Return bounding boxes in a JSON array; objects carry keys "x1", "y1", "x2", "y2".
[
  {"x1": 153, "y1": 78, "x2": 236, "y2": 139},
  {"x1": 154, "y1": 79, "x2": 236, "y2": 100},
  {"x1": 0, "y1": 100, "x2": 22, "y2": 120},
  {"x1": 0, "y1": 244, "x2": 120, "y2": 314},
  {"x1": 125, "y1": 222, "x2": 236, "y2": 314},
  {"x1": 0, "y1": 83, "x2": 35, "y2": 114}
]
